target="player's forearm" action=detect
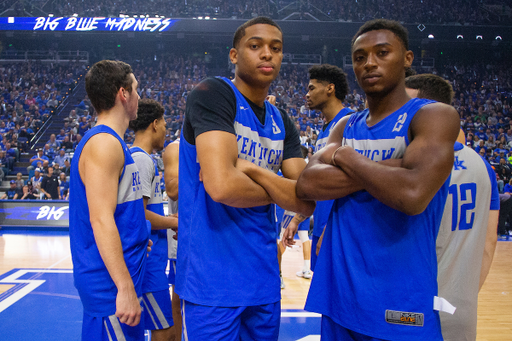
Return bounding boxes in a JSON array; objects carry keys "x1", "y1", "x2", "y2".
[
  {"x1": 165, "y1": 178, "x2": 178, "y2": 201},
  {"x1": 479, "y1": 210, "x2": 499, "y2": 291},
  {"x1": 335, "y1": 147, "x2": 451, "y2": 216},
  {"x1": 296, "y1": 162, "x2": 363, "y2": 201},
  {"x1": 243, "y1": 165, "x2": 315, "y2": 216},
  {"x1": 145, "y1": 210, "x2": 178, "y2": 230},
  {"x1": 91, "y1": 217, "x2": 137, "y2": 293},
  {"x1": 204, "y1": 168, "x2": 272, "y2": 208}
]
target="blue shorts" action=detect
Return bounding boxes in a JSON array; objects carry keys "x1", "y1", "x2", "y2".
[
  {"x1": 82, "y1": 311, "x2": 144, "y2": 341},
  {"x1": 311, "y1": 235, "x2": 320, "y2": 271},
  {"x1": 141, "y1": 289, "x2": 173, "y2": 331},
  {"x1": 182, "y1": 300, "x2": 280, "y2": 341},
  {"x1": 321, "y1": 315, "x2": 389, "y2": 341},
  {"x1": 168, "y1": 259, "x2": 176, "y2": 285}
]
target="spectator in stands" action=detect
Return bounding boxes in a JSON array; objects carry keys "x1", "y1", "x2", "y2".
[
  {"x1": 43, "y1": 144, "x2": 56, "y2": 162},
  {"x1": 496, "y1": 157, "x2": 512, "y2": 193},
  {"x1": 60, "y1": 135, "x2": 73, "y2": 152},
  {"x1": 0, "y1": 150, "x2": 10, "y2": 178},
  {"x1": 1, "y1": 180, "x2": 21, "y2": 199},
  {"x1": 72, "y1": 134, "x2": 82, "y2": 150},
  {"x1": 27, "y1": 148, "x2": 49, "y2": 176},
  {"x1": 61, "y1": 159, "x2": 71, "y2": 177},
  {"x1": 53, "y1": 148, "x2": 69, "y2": 168},
  {"x1": 47, "y1": 134, "x2": 60, "y2": 150},
  {"x1": 15, "y1": 172, "x2": 24, "y2": 190},
  {"x1": 56, "y1": 129, "x2": 67, "y2": 141},
  {"x1": 20, "y1": 183, "x2": 38, "y2": 200},
  {"x1": 58, "y1": 172, "x2": 69, "y2": 200},
  {"x1": 78, "y1": 116, "x2": 90, "y2": 136},
  {"x1": 31, "y1": 168, "x2": 43, "y2": 193},
  {"x1": 40, "y1": 165, "x2": 59, "y2": 200}
]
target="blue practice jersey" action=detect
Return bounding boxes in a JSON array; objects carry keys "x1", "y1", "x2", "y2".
[
  {"x1": 305, "y1": 98, "x2": 448, "y2": 340},
  {"x1": 176, "y1": 78, "x2": 285, "y2": 307},
  {"x1": 70, "y1": 125, "x2": 149, "y2": 317},
  {"x1": 436, "y1": 142, "x2": 500, "y2": 341},
  {"x1": 130, "y1": 147, "x2": 169, "y2": 293},
  {"x1": 312, "y1": 107, "x2": 353, "y2": 237}
]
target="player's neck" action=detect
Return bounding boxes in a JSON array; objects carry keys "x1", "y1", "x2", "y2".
[
  {"x1": 322, "y1": 100, "x2": 345, "y2": 124},
  {"x1": 366, "y1": 85, "x2": 411, "y2": 125},
  {"x1": 132, "y1": 133, "x2": 154, "y2": 154},
  {"x1": 95, "y1": 107, "x2": 130, "y2": 139},
  {"x1": 232, "y1": 76, "x2": 271, "y2": 107}
]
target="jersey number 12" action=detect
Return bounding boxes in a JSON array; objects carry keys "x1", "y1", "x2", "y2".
[{"x1": 448, "y1": 183, "x2": 477, "y2": 231}]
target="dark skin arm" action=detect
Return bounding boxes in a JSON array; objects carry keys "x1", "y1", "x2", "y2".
[
  {"x1": 333, "y1": 102, "x2": 460, "y2": 215},
  {"x1": 297, "y1": 116, "x2": 402, "y2": 201}
]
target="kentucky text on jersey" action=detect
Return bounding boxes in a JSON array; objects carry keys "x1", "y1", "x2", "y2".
[{"x1": 235, "y1": 122, "x2": 284, "y2": 172}]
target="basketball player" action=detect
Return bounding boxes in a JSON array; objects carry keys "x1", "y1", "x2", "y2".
[
  {"x1": 281, "y1": 64, "x2": 353, "y2": 274},
  {"x1": 297, "y1": 19, "x2": 460, "y2": 340},
  {"x1": 405, "y1": 73, "x2": 500, "y2": 341},
  {"x1": 129, "y1": 99, "x2": 179, "y2": 341},
  {"x1": 162, "y1": 139, "x2": 181, "y2": 341},
  {"x1": 176, "y1": 16, "x2": 315, "y2": 340},
  {"x1": 69, "y1": 60, "x2": 149, "y2": 340}
]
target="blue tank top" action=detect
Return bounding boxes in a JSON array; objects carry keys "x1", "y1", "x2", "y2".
[
  {"x1": 305, "y1": 98, "x2": 447, "y2": 340},
  {"x1": 130, "y1": 147, "x2": 168, "y2": 293},
  {"x1": 176, "y1": 77, "x2": 285, "y2": 306},
  {"x1": 312, "y1": 107, "x2": 353, "y2": 237},
  {"x1": 70, "y1": 125, "x2": 149, "y2": 317}
]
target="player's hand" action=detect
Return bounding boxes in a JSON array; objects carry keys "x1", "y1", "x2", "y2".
[
  {"x1": 115, "y1": 287, "x2": 141, "y2": 327},
  {"x1": 147, "y1": 239, "x2": 153, "y2": 253},
  {"x1": 281, "y1": 225, "x2": 298, "y2": 247},
  {"x1": 266, "y1": 95, "x2": 276, "y2": 105}
]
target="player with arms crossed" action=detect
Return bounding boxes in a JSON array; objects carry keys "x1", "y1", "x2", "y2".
[
  {"x1": 176, "y1": 16, "x2": 315, "y2": 340},
  {"x1": 162, "y1": 138, "x2": 181, "y2": 341},
  {"x1": 69, "y1": 60, "x2": 149, "y2": 340},
  {"x1": 297, "y1": 19, "x2": 460, "y2": 340},
  {"x1": 129, "y1": 99, "x2": 179, "y2": 341},
  {"x1": 405, "y1": 73, "x2": 500, "y2": 341},
  {"x1": 281, "y1": 64, "x2": 353, "y2": 273}
]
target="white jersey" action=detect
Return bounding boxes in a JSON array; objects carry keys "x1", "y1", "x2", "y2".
[{"x1": 437, "y1": 143, "x2": 500, "y2": 341}]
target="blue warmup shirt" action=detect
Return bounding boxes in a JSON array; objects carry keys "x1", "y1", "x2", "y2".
[
  {"x1": 312, "y1": 107, "x2": 353, "y2": 238},
  {"x1": 130, "y1": 147, "x2": 169, "y2": 293},
  {"x1": 70, "y1": 125, "x2": 149, "y2": 317},
  {"x1": 306, "y1": 98, "x2": 448, "y2": 340},
  {"x1": 176, "y1": 77, "x2": 285, "y2": 307}
]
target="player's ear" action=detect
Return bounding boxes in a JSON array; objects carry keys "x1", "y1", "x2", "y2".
[
  {"x1": 229, "y1": 48, "x2": 238, "y2": 65},
  {"x1": 404, "y1": 50, "x2": 414, "y2": 69},
  {"x1": 327, "y1": 84, "x2": 335, "y2": 96}
]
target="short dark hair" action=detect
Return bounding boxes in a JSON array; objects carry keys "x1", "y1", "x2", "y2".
[
  {"x1": 405, "y1": 74, "x2": 454, "y2": 105},
  {"x1": 85, "y1": 60, "x2": 134, "y2": 114},
  {"x1": 309, "y1": 64, "x2": 349, "y2": 101},
  {"x1": 232, "y1": 16, "x2": 282, "y2": 49},
  {"x1": 129, "y1": 99, "x2": 165, "y2": 132},
  {"x1": 352, "y1": 19, "x2": 409, "y2": 51}
]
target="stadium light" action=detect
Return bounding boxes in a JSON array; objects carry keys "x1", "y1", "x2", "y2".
[
  {"x1": 428, "y1": 34, "x2": 434, "y2": 39},
  {"x1": 198, "y1": 17, "x2": 203, "y2": 20},
  {"x1": 72, "y1": 13, "x2": 78, "y2": 17},
  {"x1": 476, "y1": 35, "x2": 483, "y2": 40},
  {"x1": 48, "y1": 14, "x2": 54, "y2": 17},
  {"x1": 496, "y1": 36, "x2": 502, "y2": 40},
  {"x1": 457, "y1": 35, "x2": 463, "y2": 39}
]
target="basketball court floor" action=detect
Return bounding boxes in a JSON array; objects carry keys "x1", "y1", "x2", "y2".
[{"x1": 0, "y1": 229, "x2": 511, "y2": 340}]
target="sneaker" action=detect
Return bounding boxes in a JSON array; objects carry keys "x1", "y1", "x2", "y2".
[
  {"x1": 296, "y1": 270, "x2": 312, "y2": 279},
  {"x1": 280, "y1": 273, "x2": 285, "y2": 289}
]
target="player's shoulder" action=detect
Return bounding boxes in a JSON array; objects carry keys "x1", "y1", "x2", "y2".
[{"x1": 190, "y1": 77, "x2": 234, "y2": 98}]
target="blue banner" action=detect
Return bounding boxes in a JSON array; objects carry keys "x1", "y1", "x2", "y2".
[{"x1": 0, "y1": 17, "x2": 177, "y2": 32}]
